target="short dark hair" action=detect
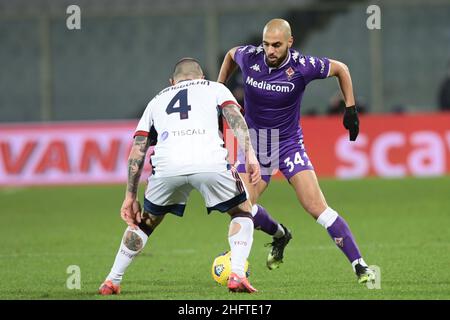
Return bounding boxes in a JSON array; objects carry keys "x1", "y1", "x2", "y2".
[{"x1": 172, "y1": 58, "x2": 203, "y2": 79}]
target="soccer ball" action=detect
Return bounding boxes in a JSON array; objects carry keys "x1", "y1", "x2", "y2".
[{"x1": 211, "y1": 251, "x2": 250, "y2": 286}]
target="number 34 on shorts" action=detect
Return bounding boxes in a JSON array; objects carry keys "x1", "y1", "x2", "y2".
[{"x1": 283, "y1": 151, "x2": 312, "y2": 173}]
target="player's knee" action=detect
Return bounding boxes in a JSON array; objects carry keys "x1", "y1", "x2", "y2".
[
  {"x1": 248, "y1": 187, "x2": 263, "y2": 205},
  {"x1": 138, "y1": 211, "x2": 164, "y2": 236},
  {"x1": 227, "y1": 199, "x2": 252, "y2": 217},
  {"x1": 243, "y1": 188, "x2": 257, "y2": 205},
  {"x1": 241, "y1": 200, "x2": 254, "y2": 214},
  {"x1": 123, "y1": 230, "x2": 145, "y2": 252},
  {"x1": 249, "y1": 195, "x2": 259, "y2": 206},
  {"x1": 303, "y1": 201, "x2": 327, "y2": 217}
]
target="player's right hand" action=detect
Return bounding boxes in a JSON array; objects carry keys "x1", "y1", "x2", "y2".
[
  {"x1": 120, "y1": 197, "x2": 142, "y2": 229},
  {"x1": 246, "y1": 151, "x2": 261, "y2": 185},
  {"x1": 343, "y1": 105, "x2": 359, "y2": 141}
]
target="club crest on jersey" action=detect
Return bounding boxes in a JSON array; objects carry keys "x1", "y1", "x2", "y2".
[
  {"x1": 250, "y1": 64, "x2": 261, "y2": 72},
  {"x1": 286, "y1": 67, "x2": 295, "y2": 80},
  {"x1": 334, "y1": 237, "x2": 344, "y2": 248}
]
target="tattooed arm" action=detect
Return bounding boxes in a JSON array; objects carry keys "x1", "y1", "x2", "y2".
[
  {"x1": 126, "y1": 135, "x2": 150, "y2": 198},
  {"x1": 222, "y1": 104, "x2": 251, "y2": 156},
  {"x1": 222, "y1": 104, "x2": 261, "y2": 185},
  {"x1": 121, "y1": 135, "x2": 150, "y2": 229}
]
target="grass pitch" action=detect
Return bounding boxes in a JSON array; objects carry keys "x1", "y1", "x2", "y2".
[{"x1": 1, "y1": 177, "x2": 449, "y2": 300}]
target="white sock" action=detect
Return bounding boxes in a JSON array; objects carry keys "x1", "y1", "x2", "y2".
[
  {"x1": 106, "y1": 227, "x2": 149, "y2": 284},
  {"x1": 316, "y1": 207, "x2": 339, "y2": 229},
  {"x1": 273, "y1": 224, "x2": 285, "y2": 238},
  {"x1": 351, "y1": 258, "x2": 368, "y2": 272},
  {"x1": 228, "y1": 217, "x2": 254, "y2": 277},
  {"x1": 251, "y1": 205, "x2": 258, "y2": 217}
]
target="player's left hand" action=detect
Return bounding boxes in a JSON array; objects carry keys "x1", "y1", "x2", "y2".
[
  {"x1": 120, "y1": 197, "x2": 142, "y2": 229},
  {"x1": 246, "y1": 151, "x2": 261, "y2": 185},
  {"x1": 343, "y1": 105, "x2": 359, "y2": 141}
]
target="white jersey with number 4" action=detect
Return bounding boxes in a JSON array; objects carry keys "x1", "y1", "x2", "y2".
[{"x1": 134, "y1": 79, "x2": 238, "y2": 177}]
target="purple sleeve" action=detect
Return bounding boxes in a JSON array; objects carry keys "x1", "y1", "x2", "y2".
[
  {"x1": 302, "y1": 56, "x2": 330, "y2": 85},
  {"x1": 233, "y1": 45, "x2": 252, "y2": 69}
]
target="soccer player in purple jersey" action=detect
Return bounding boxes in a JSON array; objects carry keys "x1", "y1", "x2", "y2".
[{"x1": 218, "y1": 18, "x2": 375, "y2": 284}]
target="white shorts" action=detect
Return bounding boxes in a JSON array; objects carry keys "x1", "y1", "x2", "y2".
[{"x1": 143, "y1": 168, "x2": 247, "y2": 216}]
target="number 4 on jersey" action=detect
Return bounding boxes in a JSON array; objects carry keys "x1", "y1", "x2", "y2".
[{"x1": 166, "y1": 89, "x2": 191, "y2": 120}]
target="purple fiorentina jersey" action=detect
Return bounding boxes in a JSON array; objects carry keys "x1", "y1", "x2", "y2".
[{"x1": 234, "y1": 45, "x2": 330, "y2": 139}]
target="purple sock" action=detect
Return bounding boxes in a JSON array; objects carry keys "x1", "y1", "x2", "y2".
[
  {"x1": 253, "y1": 205, "x2": 278, "y2": 235},
  {"x1": 327, "y1": 216, "x2": 362, "y2": 263}
]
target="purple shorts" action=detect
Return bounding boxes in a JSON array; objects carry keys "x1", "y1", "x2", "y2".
[{"x1": 237, "y1": 136, "x2": 314, "y2": 184}]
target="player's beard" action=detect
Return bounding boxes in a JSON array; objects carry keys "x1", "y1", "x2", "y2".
[{"x1": 266, "y1": 48, "x2": 289, "y2": 68}]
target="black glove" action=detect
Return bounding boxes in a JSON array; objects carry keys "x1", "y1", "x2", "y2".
[{"x1": 343, "y1": 106, "x2": 359, "y2": 141}]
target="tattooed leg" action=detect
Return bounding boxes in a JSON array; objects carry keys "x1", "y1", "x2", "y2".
[
  {"x1": 104, "y1": 133, "x2": 159, "y2": 286},
  {"x1": 123, "y1": 230, "x2": 144, "y2": 251},
  {"x1": 105, "y1": 211, "x2": 163, "y2": 285}
]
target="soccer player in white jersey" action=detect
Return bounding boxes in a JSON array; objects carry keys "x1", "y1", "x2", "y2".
[{"x1": 99, "y1": 58, "x2": 261, "y2": 294}]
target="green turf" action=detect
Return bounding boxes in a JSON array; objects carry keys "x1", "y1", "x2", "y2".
[{"x1": 1, "y1": 177, "x2": 449, "y2": 300}]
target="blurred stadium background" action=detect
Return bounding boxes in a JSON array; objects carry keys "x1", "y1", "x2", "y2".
[
  {"x1": 0, "y1": 0, "x2": 449, "y2": 300},
  {"x1": 2, "y1": 0, "x2": 450, "y2": 185},
  {"x1": 1, "y1": 0, "x2": 450, "y2": 123}
]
